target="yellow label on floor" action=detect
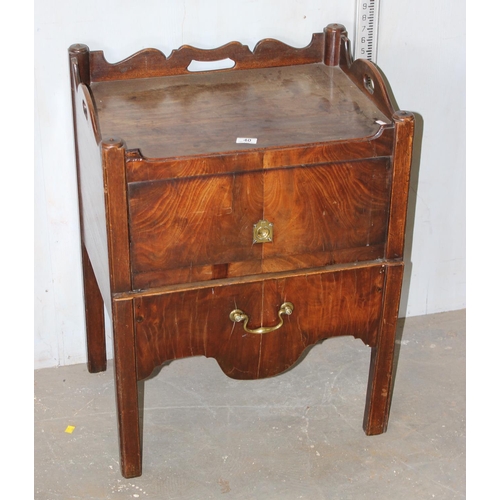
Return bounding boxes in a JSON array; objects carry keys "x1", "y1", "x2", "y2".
[{"x1": 65, "y1": 425, "x2": 76, "y2": 434}]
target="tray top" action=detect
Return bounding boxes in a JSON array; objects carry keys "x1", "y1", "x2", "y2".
[{"x1": 91, "y1": 62, "x2": 391, "y2": 159}]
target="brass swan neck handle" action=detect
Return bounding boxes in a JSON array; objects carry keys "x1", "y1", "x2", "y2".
[{"x1": 229, "y1": 302, "x2": 294, "y2": 335}]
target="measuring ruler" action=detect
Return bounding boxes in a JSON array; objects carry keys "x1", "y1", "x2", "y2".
[{"x1": 354, "y1": 0, "x2": 381, "y2": 63}]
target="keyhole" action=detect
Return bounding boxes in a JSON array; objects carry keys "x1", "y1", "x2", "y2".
[{"x1": 258, "y1": 227, "x2": 270, "y2": 239}]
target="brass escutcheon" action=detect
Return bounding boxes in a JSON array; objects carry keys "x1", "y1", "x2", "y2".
[
  {"x1": 253, "y1": 219, "x2": 273, "y2": 243},
  {"x1": 229, "y1": 302, "x2": 294, "y2": 335}
]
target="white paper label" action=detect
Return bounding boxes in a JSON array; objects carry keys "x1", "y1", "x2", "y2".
[{"x1": 236, "y1": 137, "x2": 258, "y2": 144}]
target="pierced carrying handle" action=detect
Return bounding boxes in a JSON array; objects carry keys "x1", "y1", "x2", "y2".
[
  {"x1": 179, "y1": 42, "x2": 252, "y2": 64},
  {"x1": 229, "y1": 302, "x2": 294, "y2": 335},
  {"x1": 88, "y1": 33, "x2": 325, "y2": 82},
  {"x1": 344, "y1": 58, "x2": 397, "y2": 118}
]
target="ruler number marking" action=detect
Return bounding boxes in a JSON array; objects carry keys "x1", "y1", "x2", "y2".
[{"x1": 355, "y1": 0, "x2": 380, "y2": 63}]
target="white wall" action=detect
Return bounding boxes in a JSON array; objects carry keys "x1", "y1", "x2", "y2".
[
  {"x1": 377, "y1": 1, "x2": 466, "y2": 317},
  {"x1": 34, "y1": 0, "x2": 465, "y2": 369}
]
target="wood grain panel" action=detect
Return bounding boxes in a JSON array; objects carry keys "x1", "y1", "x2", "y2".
[
  {"x1": 128, "y1": 171, "x2": 263, "y2": 287},
  {"x1": 263, "y1": 159, "x2": 391, "y2": 263},
  {"x1": 134, "y1": 264, "x2": 385, "y2": 381}
]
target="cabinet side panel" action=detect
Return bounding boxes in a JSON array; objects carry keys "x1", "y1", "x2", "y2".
[{"x1": 74, "y1": 84, "x2": 111, "y2": 312}]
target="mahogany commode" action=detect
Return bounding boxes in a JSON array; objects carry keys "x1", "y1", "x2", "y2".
[{"x1": 69, "y1": 24, "x2": 415, "y2": 478}]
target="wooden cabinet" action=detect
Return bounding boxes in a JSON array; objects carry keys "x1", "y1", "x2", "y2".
[{"x1": 69, "y1": 24, "x2": 414, "y2": 478}]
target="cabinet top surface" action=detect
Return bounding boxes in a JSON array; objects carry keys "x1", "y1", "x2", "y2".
[{"x1": 91, "y1": 63, "x2": 390, "y2": 159}]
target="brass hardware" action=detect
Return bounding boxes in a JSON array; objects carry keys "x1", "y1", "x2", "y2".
[
  {"x1": 229, "y1": 302, "x2": 294, "y2": 335},
  {"x1": 253, "y1": 219, "x2": 273, "y2": 243}
]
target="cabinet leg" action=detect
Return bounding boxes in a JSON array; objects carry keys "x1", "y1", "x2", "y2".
[
  {"x1": 363, "y1": 265, "x2": 403, "y2": 435},
  {"x1": 81, "y1": 245, "x2": 106, "y2": 373},
  {"x1": 113, "y1": 299, "x2": 142, "y2": 478}
]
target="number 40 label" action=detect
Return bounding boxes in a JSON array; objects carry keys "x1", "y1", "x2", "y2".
[{"x1": 236, "y1": 137, "x2": 258, "y2": 144}]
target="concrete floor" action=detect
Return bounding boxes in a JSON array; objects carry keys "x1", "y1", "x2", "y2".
[{"x1": 34, "y1": 310, "x2": 465, "y2": 500}]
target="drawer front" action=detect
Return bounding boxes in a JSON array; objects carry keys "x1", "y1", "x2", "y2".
[
  {"x1": 128, "y1": 159, "x2": 391, "y2": 289},
  {"x1": 133, "y1": 264, "x2": 386, "y2": 380}
]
